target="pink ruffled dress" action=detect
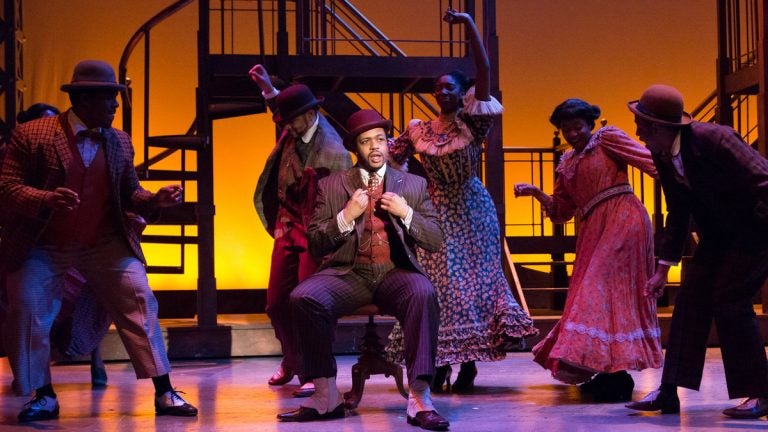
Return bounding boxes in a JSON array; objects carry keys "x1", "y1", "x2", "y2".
[{"x1": 531, "y1": 126, "x2": 663, "y2": 384}]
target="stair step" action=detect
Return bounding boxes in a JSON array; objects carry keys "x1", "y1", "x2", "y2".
[
  {"x1": 141, "y1": 234, "x2": 198, "y2": 245},
  {"x1": 138, "y1": 169, "x2": 198, "y2": 182},
  {"x1": 145, "y1": 265, "x2": 184, "y2": 274},
  {"x1": 146, "y1": 135, "x2": 205, "y2": 150},
  {"x1": 154, "y1": 202, "x2": 198, "y2": 225},
  {"x1": 209, "y1": 102, "x2": 266, "y2": 120}
]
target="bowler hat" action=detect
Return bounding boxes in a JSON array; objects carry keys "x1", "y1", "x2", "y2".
[
  {"x1": 628, "y1": 84, "x2": 692, "y2": 126},
  {"x1": 273, "y1": 84, "x2": 323, "y2": 124},
  {"x1": 343, "y1": 109, "x2": 392, "y2": 151},
  {"x1": 61, "y1": 60, "x2": 126, "y2": 93}
]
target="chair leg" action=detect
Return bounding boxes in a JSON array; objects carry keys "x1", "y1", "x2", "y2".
[
  {"x1": 345, "y1": 314, "x2": 408, "y2": 407},
  {"x1": 344, "y1": 363, "x2": 369, "y2": 409}
]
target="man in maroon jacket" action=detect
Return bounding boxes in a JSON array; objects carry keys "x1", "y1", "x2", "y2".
[
  {"x1": 625, "y1": 84, "x2": 768, "y2": 419},
  {"x1": 0, "y1": 60, "x2": 197, "y2": 422}
]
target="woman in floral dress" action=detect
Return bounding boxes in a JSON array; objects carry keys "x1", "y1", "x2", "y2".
[
  {"x1": 514, "y1": 99, "x2": 663, "y2": 402},
  {"x1": 386, "y1": 9, "x2": 538, "y2": 393}
]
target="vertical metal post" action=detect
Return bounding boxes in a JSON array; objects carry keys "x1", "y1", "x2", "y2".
[{"x1": 196, "y1": 0, "x2": 218, "y2": 327}]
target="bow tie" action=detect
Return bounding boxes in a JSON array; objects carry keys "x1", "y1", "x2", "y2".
[{"x1": 77, "y1": 128, "x2": 105, "y2": 140}]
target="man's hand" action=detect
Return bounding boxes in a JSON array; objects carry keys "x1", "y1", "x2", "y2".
[
  {"x1": 248, "y1": 64, "x2": 274, "y2": 93},
  {"x1": 154, "y1": 185, "x2": 183, "y2": 208},
  {"x1": 644, "y1": 264, "x2": 670, "y2": 298},
  {"x1": 45, "y1": 187, "x2": 80, "y2": 211},
  {"x1": 342, "y1": 188, "x2": 369, "y2": 224},
  {"x1": 380, "y1": 192, "x2": 410, "y2": 219}
]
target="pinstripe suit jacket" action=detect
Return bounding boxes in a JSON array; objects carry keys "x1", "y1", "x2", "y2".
[
  {"x1": 0, "y1": 110, "x2": 158, "y2": 273},
  {"x1": 307, "y1": 165, "x2": 442, "y2": 275},
  {"x1": 656, "y1": 121, "x2": 768, "y2": 262}
]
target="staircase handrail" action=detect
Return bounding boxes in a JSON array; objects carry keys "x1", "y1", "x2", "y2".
[
  {"x1": 118, "y1": 0, "x2": 194, "y2": 136},
  {"x1": 316, "y1": 1, "x2": 441, "y2": 118}
]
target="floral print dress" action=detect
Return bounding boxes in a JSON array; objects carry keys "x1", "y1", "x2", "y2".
[
  {"x1": 386, "y1": 88, "x2": 538, "y2": 366},
  {"x1": 531, "y1": 126, "x2": 663, "y2": 384}
]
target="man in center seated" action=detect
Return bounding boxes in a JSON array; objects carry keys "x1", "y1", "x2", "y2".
[{"x1": 277, "y1": 109, "x2": 450, "y2": 431}]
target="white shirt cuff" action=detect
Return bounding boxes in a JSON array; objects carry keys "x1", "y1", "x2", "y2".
[
  {"x1": 337, "y1": 211, "x2": 354, "y2": 233},
  {"x1": 401, "y1": 206, "x2": 413, "y2": 230}
]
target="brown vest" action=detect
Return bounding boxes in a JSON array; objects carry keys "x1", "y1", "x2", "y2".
[
  {"x1": 355, "y1": 176, "x2": 394, "y2": 265},
  {"x1": 40, "y1": 127, "x2": 118, "y2": 247}
]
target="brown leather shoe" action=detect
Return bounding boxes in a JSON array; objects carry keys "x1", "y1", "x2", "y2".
[
  {"x1": 268, "y1": 366, "x2": 295, "y2": 386},
  {"x1": 723, "y1": 398, "x2": 768, "y2": 419},
  {"x1": 277, "y1": 403, "x2": 345, "y2": 422},
  {"x1": 406, "y1": 410, "x2": 450, "y2": 431},
  {"x1": 625, "y1": 389, "x2": 680, "y2": 414}
]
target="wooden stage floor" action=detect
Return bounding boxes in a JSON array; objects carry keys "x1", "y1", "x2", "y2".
[{"x1": 1, "y1": 349, "x2": 767, "y2": 431}]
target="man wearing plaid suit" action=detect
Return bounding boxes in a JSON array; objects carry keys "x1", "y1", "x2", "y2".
[{"x1": 0, "y1": 60, "x2": 197, "y2": 421}]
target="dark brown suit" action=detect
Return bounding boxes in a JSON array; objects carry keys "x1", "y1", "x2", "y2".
[
  {"x1": 289, "y1": 165, "x2": 442, "y2": 384},
  {"x1": 656, "y1": 121, "x2": 768, "y2": 398}
]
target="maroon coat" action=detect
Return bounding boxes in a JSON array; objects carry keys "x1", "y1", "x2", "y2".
[{"x1": 0, "y1": 111, "x2": 157, "y2": 273}]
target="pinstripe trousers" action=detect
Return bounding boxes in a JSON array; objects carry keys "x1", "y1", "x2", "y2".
[
  {"x1": 2, "y1": 235, "x2": 171, "y2": 396},
  {"x1": 289, "y1": 264, "x2": 439, "y2": 384},
  {"x1": 661, "y1": 238, "x2": 768, "y2": 398}
]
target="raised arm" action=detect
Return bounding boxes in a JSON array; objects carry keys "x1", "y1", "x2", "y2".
[{"x1": 443, "y1": 9, "x2": 490, "y2": 100}]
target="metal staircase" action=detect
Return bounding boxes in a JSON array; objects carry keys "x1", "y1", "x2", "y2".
[{"x1": 112, "y1": 0, "x2": 500, "y2": 343}]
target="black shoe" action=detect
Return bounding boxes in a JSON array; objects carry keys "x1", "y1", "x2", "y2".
[
  {"x1": 451, "y1": 361, "x2": 477, "y2": 394},
  {"x1": 593, "y1": 371, "x2": 634, "y2": 403},
  {"x1": 723, "y1": 398, "x2": 768, "y2": 419},
  {"x1": 407, "y1": 410, "x2": 450, "y2": 431},
  {"x1": 91, "y1": 364, "x2": 108, "y2": 389},
  {"x1": 578, "y1": 373, "x2": 608, "y2": 394},
  {"x1": 155, "y1": 389, "x2": 198, "y2": 416},
  {"x1": 277, "y1": 403, "x2": 345, "y2": 422},
  {"x1": 431, "y1": 365, "x2": 452, "y2": 393},
  {"x1": 625, "y1": 389, "x2": 680, "y2": 414},
  {"x1": 17, "y1": 395, "x2": 59, "y2": 422}
]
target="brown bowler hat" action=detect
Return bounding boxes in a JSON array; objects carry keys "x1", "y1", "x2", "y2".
[
  {"x1": 273, "y1": 84, "x2": 324, "y2": 124},
  {"x1": 628, "y1": 84, "x2": 692, "y2": 126},
  {"x1": 343, "y1": 109, "x2": 392, "y2": 151},
  {"x1": 61, "y1": 60, "x2": 126, "y2": 93}
]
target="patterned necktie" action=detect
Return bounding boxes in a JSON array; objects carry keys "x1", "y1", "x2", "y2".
[{"x1": 367, "y1": 173, "x2": 379, "y2": 198}]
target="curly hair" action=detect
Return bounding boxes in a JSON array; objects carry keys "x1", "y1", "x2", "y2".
[{"x1": 549, "y1": 98, "x2": 601, "y2": 130}]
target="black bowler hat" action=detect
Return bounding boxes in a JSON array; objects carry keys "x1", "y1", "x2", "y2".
[
  {"x1": 273, "y1": 84, "x2": 323, "y2": 124},
  {"x1": 343, "y1": 109, "x2": 392, "y2": 151},
  {"x1": 61, "y1": 60, "x2": 126, "y2": 93}
]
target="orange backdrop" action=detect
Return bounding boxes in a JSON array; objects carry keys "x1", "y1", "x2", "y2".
[{"x1": 19, "y1": 1, "x2": 715, "y2": 290}]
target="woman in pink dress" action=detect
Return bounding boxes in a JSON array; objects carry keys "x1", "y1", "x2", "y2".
[{"x1": 514, "y1": 99, "x2": 662, "y2": 402}]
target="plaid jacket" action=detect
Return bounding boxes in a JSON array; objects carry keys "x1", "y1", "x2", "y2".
[
  {"x1": 253, "y1": 111, "x2": 351, "y2": 237},
  {"x1": 0, "y1": 110, "x2": 157, "y2": 272}
]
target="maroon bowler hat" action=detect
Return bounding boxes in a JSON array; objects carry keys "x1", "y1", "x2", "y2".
[{"x1": 343, "y1": 109, "x2": 392, "y2": 151}]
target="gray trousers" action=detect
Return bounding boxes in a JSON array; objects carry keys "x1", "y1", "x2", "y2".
[{"x1": 3, "y1": 236, "x2": 170, "y2": 395}]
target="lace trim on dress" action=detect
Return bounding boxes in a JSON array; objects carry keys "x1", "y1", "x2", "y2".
[
  {"x1": 406, "y1": 86, "x2": 503, "y2": 157},
  {"x1": 408, "y1": 117, "x2": 475, "y2": 156},
  {"x1": 562, "y1": 320, "x2": 661, "y2": 343},
  {"x1": 462, "y1": 86, "x2": 504, "y2": 117},
  {"x1": 556, "y1": 126, "x2": 611, "y2": 180}
]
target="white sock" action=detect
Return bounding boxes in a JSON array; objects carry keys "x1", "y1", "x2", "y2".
[
  {"x1": 301, "y1": 377, "x2": 329, "y2": 414},
  {"x1": 326, "y1": 376, "x2": 343, "y2": 411},
  {"x1": 407, "y1": 378, "x2": 435, "y2": 417}
]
